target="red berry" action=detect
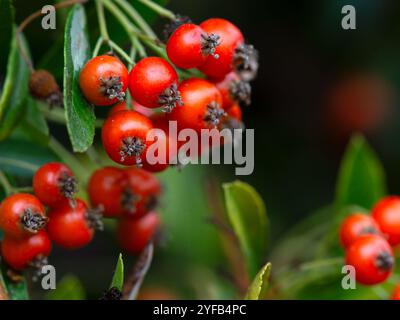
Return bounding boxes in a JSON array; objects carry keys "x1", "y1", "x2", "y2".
[
  {"x1": 391, "y1": 285, "x2": 400, "y2": 300},
  {"x1": 47, "y1": 199, "x2": 102, "y2": 249},
  {"x1": 121, "y1": 168, "x2": 162, "y2": 217},
  {"x1": 167, "y1": 23, "x2": 220, "y2": 69},
  {"x1": 117, "y1": 212, "x2": 160, "y2": 254},
  {"x1": 33, "y1": 162, "x2": 77, "y2": 208},
  {"x1": 1, "y1": 230, "x2": 51, "y2": 270},
  {"x1": 102, "y1": 110, "x2": 153, "y2": 166},
  {"x1": 129, "y1": 57, "x2": 182, "y2": 112},
  {"x1": 0, "y1": 193, "x2": 47, "y2": 239},
  {"x1": 372, "y1": 196, "x2": 400, "y2": 246},
  {"x1": 212, "y1": 72, "x2": 251, "y2": 110},
  {"x1": 198, "y1": 18, "x2": 244, "y2": 78},
  {"x1": 339, "y1": 213, "x2": 381, "y2": 249},
  {"x1": 88, "y1": 167, "x2": 128, "y2": 218},
  {"x1": 168, "y1": 78, "x2": 224, "y2": 132},
  {"x1": 346, "y1": 234, "x2": 394, "y2": 285},
  {"x1": 79, "y1": 55, "x2": 129, "y2": 106},
  {"x1": 227, "y1": 103, "x2": 242, "y2": 121},
  {"x1": 109, "y1": 101, "x2": 154, "y2": 118}
]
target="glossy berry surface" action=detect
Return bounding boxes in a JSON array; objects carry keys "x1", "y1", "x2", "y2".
[
  {"x1": 168, "y1": 78, "x2": 224, "y2": 132},
  {"x1": 129, "y1": 57, "x2": 181, "y2": 112},
  {"x1": 1, "y1": 230, "x2": 51, "y2": 270},
  {"x1": 79, "y1": 55, "x2": 129, "y2": 106},
  {"x1": 0, "y1": 193, "x2": 47, "y2": 239},
  {"x1": 102, "y1": 110, "x2": 153, "y2": 166},
  {"x1": 346, "y1": 234, "x2": 394, "y2": 285},
  {"x1": 33, "y1": 162, "x2": 77, "y2": 208},
  {"x1": 47, "y1": 199, "x2": 102, "y2": 249},
  {"x1": 88, "y1": 167, "x2": 127, "y2": 218},
  {"x1": 198, "y1": 18, "x2": 244, "y2": 78},
  {"x1": 167, "y1": 23, "x2": 220, "y2": 69},
  {"x1": 372, "y1": 196, "x2": 400, "y2": 246},
  {"x1": 117, "y1": 212, "x2": 160, "y2": 254},
  {"x1": 339, "y1": 213, "x2": 381, "y2": 249}
]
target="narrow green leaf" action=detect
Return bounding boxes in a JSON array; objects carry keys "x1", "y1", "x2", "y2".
[
  {"x1": 335, "y1": 134, "x2": 386, "y2": 211},
  {"x1": 4, "y1": 277, "x2": 29, "y2": 300},
  {"x1": 222, "y1": 181, "x2": 269, "y2": 278},
  {"x1": 64, "y1": 4, "x2": 95, "y2": 152},
  {"x1": 0, "y1": 29, "x2": 30, "y2": 141},
  {"x1": 245, "y1": 262, "x2": 271, "y2": 300},
  {"x1": 45, "y1": 274, "x2": 86, "y2": 300},
  {"x1": 0, "y1": 0, "x2": 13, "y2": 75},
  {"x1": 13, "y1": 99, "x2": 49, "y2": 146},
  {"x1": 110, "y1": 253, "x2": 124, "y2": 291}
]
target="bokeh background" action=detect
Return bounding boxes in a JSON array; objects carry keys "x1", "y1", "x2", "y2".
[{"x1": 3, "y1": 0, "x2": 400, "y2": 299}]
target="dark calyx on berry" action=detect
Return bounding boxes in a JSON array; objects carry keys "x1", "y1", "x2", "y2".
[
  {"x1": 230, "y1": 80, "x2": 251, "y2": 106},
  {"x1": 121, "y1": 189, "x2": 140, "y2": 214},
  {"x1": 163, "y1": 14, "x2": 193, "y2": 41},
  {"x1": 20, "y1": 208, "x2": 48, "y2": 233},
  {"x1": 120, "y1": 137, "x2": 146, "y2": 166},
  {"x1": 58, "y1": 171, "x2": 77, "y2": 200},
  {"x1": 100, "y1": 76, "x2": 125, "y2": 101},
  {"x1": 85, "y1": 206, "x2": 104, "y2": 231},
  {"x1": 100, "y1": 287, "x2": 123, "y2": 300},
  {"x1": 29, "y1": 69, "x2": 63, "y2": 107},
  {"x1": 375, "y1": 251, "x2": 394, "y2": 270},
  {"x1": 233, "y1": 44, "x2": 259, "y2": 82},
  {"x1": 158, "y1": 83, "x2": 183, "y2": 113},
  {"x1": 360, "y1": 226, "x2": 378, "y2": 235},
  {"x1": 204, "y1": 101, "x2": 226, "y2": 127},
  {"x1": 201, "y1": 33, "x2": 221, "y2": 58},
  {"x1": 29, "y1": 255, "x2": 49, "y2": 281}
]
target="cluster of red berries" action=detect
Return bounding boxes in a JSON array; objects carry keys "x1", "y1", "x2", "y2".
[
  {"x1": 0, "y1": 162, "x2": 162, "y2": 273},
  {"x1": 339, "y1": 196, "x2": 400, "y2": 298},
  {"x1": 88, "y1": 166, "x2": 161, "y2": 254},
  {"x1": 79, "y1": 18, "x2": 254, "y2": 170}
]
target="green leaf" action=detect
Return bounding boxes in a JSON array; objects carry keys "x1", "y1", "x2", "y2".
[
  {"x1": 64, "y1": 4, "x2": 95, "y2": 152},
  {"x1": 335, "y1": 134, "x2": 386, "y2": 211},
  {"x1": 0, "y1": 29, "x2": 30, "y2": 141},
  {"x1": 110, "y1": 253, "x2": 124, "y2": 291},
  {"x1": 13, "y1": 99, "x2": 49, "y2": 146},
  {"x1": 0, "y1": 253, "x2": 28, "y2": 300},
  {"x1": 222, "y1": 181, "x2": 269, "y2": 278},
  {"x1": 45, "y1": 274, "x2": 86, "y2": 300},
  {"x1": 0, "y1": 0, "x2": 13, "y2": 75},
  {"x1": 0, "y1": 137, "x2": 57, "y2": 178},
  {"x1": 245, "y1": 262, "x2": 271, "y2": 300}
]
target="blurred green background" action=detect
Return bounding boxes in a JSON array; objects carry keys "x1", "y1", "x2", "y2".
[{"x1": 2, "y1": 0, "x2": 400, "y2": 299}]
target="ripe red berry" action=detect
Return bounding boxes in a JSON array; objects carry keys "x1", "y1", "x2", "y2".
[
  {"x1": 197, "y1": 18, "x2": 244, "y2": 78},
  {"x1": 33, "y1": 162, "x2": 77, "y2": 208},
  {"x1": 129, "y1": 57, "x2": 182, "y2": 112},
  {"x1": 121, "y1": 168, "x2": 162, "y2": 217},
  {"x1": 391, "y1": 285, "x2": 400, "y2": 300},
  {"x1": 47, "y1": 199, "x2": 103, "y2": 249},
  {"x1": 1, "y1": 230, "x2": 51, "y2": 270},
  {"x1": 79, "y1": 55, "x2": 129, "y2": 106},
  {"x1": 167, "y1": 23, "x2": 220, "y2": 69},
  {"x1": 117, "y1": 212, "x2": 160, "y2": 254},
  {"x1": 346, "y1": 234, "x2": 394, "y2": 285},
  {"x1": 88, "y1": 167, "x2": 128, "y2": 218},
  {"x1": 212, "y1": 72, "x2": 251, "y2": 110},
  {"x1": 109, "y1": 101, "x2": 154, "y2": 118},
  {"x1": 0, "y1": 193, "x2": 47, "y2": 239},
  {"x1": 339, "y1": 213, "x2": 381, "y2": 249},
  {"x1": 227, "y1": 104, "x2": 242, "y2": 121},
  {"x1": 102, "y1": 110, "x2": 153, "y2": 166},
  {"x1": 372, "y1": 196, "x2": 400, "y2": 246},
  {"x1": 168, "y1": 78, "x2": 224, "y2": 132}
]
